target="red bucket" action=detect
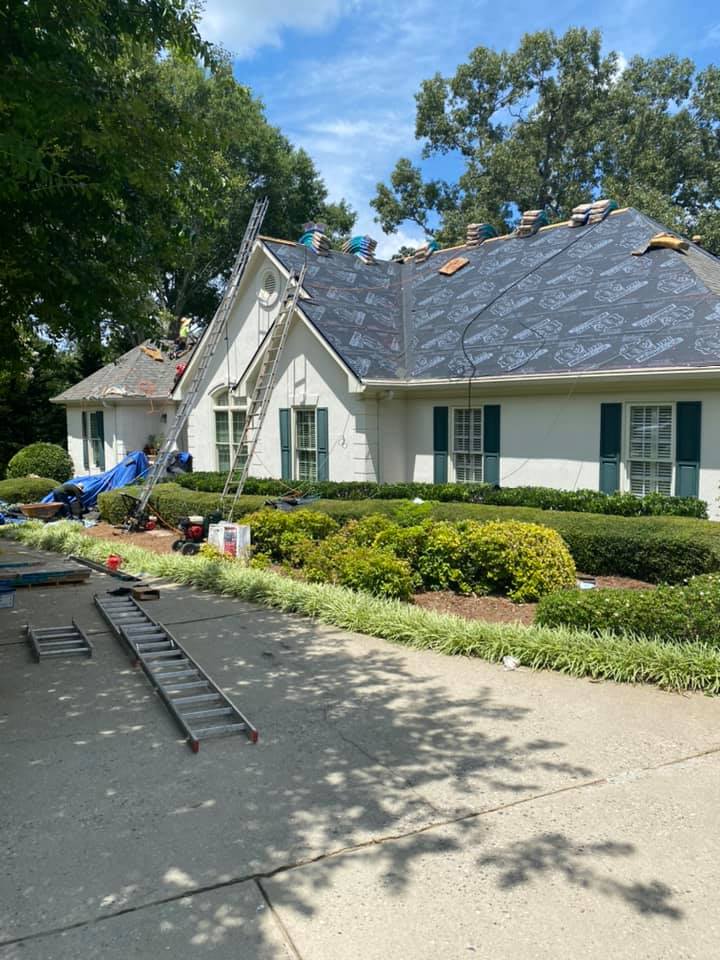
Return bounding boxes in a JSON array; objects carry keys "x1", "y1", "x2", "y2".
[{"x1": 107, "y1": 554, "x2": 123, "y2": 572}]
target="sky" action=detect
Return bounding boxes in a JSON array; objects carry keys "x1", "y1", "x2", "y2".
[{"x1": 198, "y1": 0, "x2": 720, "y2": 258}]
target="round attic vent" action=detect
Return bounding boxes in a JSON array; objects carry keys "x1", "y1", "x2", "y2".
[{"x1": 259, "y1": 269, "x2": 279, "y2": 306}]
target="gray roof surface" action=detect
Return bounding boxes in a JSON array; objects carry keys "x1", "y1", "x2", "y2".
[
  {"x1": 53, "y1": 342, "x2": 178, "y2": 403},
  {"x1": 265, "y1": 208, "x2": 720, "y2": 381}
]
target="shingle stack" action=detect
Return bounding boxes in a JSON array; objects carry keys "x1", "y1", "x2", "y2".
[
  {"x1": 516, "y1": 209, "x2": 549, "y2": 238},
  {"x1": 413, "y1": 239, "x2": 439, "y2": 263},
  {"x1": 298, "y1": 222, "x2": 331, "y2": 256},
  {"x1": 568, "y1": 203, "x2": 592, "y2": 228},
  {"x1": 342, "y1": 235, "x2": 378, "y2": 265},
  {"x1": 465, "y1": 223, "x2": 497, "y2": 246},
  {"x1": 587, "y1": 198, "x2": 618, "y2": 224}
]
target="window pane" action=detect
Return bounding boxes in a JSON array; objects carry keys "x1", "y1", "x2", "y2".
[
  {"x1": 231, "y1": 410, "x2": 246, "y2": 444},
  {"x1": 453, "y1": 409, "x2": 482, "y2": 454},
  {"x1": 455, "y1": 453, "x2": 483, "y2": 483},
  {"x1": 629, "y1": 460, "x2": 672, "y2": 496},
  {"x1": 215, "y1": 410, "x2": 229, "y2": 444},
  {"x1": 217, "y1": 444, "x2": 230, "y2": 472},
  {"x1": 214, "y1": 390, "x2": 229, "y2": 407},
  {"x1": 629, "y1": 405, "x2": 672, "y2": 461},
  {"x1": 296, "y1": 410, "x2": 316, "y2": 450},
  {"x1": 297, "y1": 450, "x2": 317, "y2": 482}
]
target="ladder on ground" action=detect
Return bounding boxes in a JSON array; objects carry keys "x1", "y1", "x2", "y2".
[
  {"x1": 130, "y1": 197, "x2": 269, "y2": 526},
  {"x1": 221, "y1": 265, "x2": 307, "y2": 516},
  {"x1": 26, "y1": 620, "x2": 93, "y2": 662},
  {"x1": 95, "y1": 593, "x2": 258, "y2": 752}
]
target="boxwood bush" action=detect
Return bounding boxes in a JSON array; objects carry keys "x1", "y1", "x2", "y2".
[
  {"x1": 0, "y1": 476, "x2": 58, "y2": 503},
  {"x1": 173, "y1": 473, "x2": 707, "y2": 518},
  {"x1": 536, "y1": 575, "x2": 720, "y2": 646},
  {"x1": 98, "y1": 485, "x2": 720, "y2": 583},
  {"x1": 6, "y1": 443, "x2": 73, "y2": 482}
]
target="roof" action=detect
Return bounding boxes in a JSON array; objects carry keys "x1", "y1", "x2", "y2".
[
  {"x1": 52, "y1": 341, "x2": 179, "y2": 403},
  {"x1": 264, "y1": 208, "x2": 720, "y2": 382}
]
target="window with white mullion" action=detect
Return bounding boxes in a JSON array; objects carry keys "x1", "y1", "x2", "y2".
[
  {"x1": 214, "y1": 392, "x2": 247, "y2": 472},
  {"x1": 627, "y1": 404, "x2": 673, "y2": 496},
  {"x1": 452, "y1": 408, "x2": 483, "y2": 483},
  {"x1": 295, "y1": 410, "x2": 317, "y2": 482}
]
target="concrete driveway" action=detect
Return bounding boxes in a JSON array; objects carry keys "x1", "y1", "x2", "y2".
[{"x1": 1, "y1": 541, "x2": 719, "y2": 958}]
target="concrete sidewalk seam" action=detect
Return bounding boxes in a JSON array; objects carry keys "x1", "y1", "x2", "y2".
[
  {"x1": 255, "y1": 879, "x2": 304, "y2": 960},
  {"x1": 5, "y1": 744, "x2": 719, "y2": 948}
]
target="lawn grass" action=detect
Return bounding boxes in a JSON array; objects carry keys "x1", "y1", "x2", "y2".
[{"x1": 4, "y1": 520, "x2": 720, "y2": 695}]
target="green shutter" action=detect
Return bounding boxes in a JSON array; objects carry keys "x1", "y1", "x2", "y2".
[
  {"x1": 433, "y1": 407, "x2": 448, "y2": 483},
  {"x1": 675, "y1": 401, "x2": 701, "y2": 498},
  {"x1": 483, "y1": 405, "x2": 500, "y2": 485},
  {"x1": 316, "y1": 408, "x2": 329, "y2": 481},
  {"x1": 81, "y1": 411, "x2": 89, "y2": 471},
  {"x1": 279, "y1": 408, "x2": 291, "y2": 480},
  {"x1": 599, "y1": 403, "x2": 621, "y2": 494}
]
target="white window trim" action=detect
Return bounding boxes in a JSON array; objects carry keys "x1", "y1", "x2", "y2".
[
  {"x1": 449, "y1": 406, "x2": 484, "y2": 484},
  {"x1": 213, "y1": 388, "x2": 247, "y2": 472},
  {"x1": 622, "y1": 401, "x2": 675, "y2": 497},
  {"x1": 294, "y1": 407, "x2": 319, "y2": 482},
  {"x1": 82, "y1": 409, "x2": 105, "y2": 472}
]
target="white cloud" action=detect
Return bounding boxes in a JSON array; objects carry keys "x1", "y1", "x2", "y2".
[
  {"x1": 375, "y1": 227, "x2": 427, "y2": 260},
  {"x1": 200, "y1": 0, "x2": 351, "y2": 59}
]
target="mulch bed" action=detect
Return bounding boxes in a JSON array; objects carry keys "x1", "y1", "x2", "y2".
[{"x1": 78, "y1": 525, "x2": 655, "y2": 625}]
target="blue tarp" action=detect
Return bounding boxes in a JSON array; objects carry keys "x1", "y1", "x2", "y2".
[{"x1": 42, "y1": 450, "x2": 150, "y2": 509}]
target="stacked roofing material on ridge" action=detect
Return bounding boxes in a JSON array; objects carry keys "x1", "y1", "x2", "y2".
[
  {"x1": 264, "y1": 208, "x2": 720, "y2": 382},
  {"x1": 52, "y1": 342, "x2": 178, "y2": 402}
]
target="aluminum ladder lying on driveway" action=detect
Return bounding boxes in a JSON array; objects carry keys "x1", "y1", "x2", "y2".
[
  {"x1": 94, "y1": 593, "x2": 258, "y2": 752},
  {"x1": 26, "y1": 620, "x2": 93, "y2": 662}
]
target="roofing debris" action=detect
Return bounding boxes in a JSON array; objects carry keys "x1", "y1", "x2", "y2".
[
  {"x1": 51, "y1": 341, "x2": 179, "y2": 403},
  {"x1": 632, "y1": 232, "x2": 689, "y2": 256},
  {"x1": 438, "y1": 256, "x2": 469, "y2": 276},
  {"x1": 265, "y1": 207, "x2": 720, "y2": 383}
]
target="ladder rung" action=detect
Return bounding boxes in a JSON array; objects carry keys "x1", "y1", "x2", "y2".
[
  {"x1": 182, "y1": 707, "x2": 234, "y2": 720},
  {"x1": 142, "y1": 650, "x2": 183, "y2": 660},
  {"x1": 171, "y1": 693, "x2": 223, "y2": 705},
  {"x1": 189, "y1": 722, "x2": 247, "y2": 739},
  {"x1": 163, "y1": 680, "x2": 211, "y2": 690},
  {"x1": 155, "y1": 669, "x2": 199, "y2": 681},
  {"x1": 37, "y1": 649, "x2": 90, "y2": 658}
]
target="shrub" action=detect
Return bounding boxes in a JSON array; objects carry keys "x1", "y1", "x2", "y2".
[
  {"x1": 6, "y1": 443, "x2": 73, "y2": 482},
  {"x1": 457, "y1": 520, "x2": 576, "y2": 602},
  {"x1": 0, "y1": 476, "x2": 58, "y2": 503},
  {"x1": 98, "y1": 486, "x2": 720, "y2": 583},
  {"x1": 173, "y1": 473, "x2": 707, "y2": 518},
  {"x1": 536, "y1": 574, "x2": 720, "y2": 646},
  {"x1": 298, "y1": 536, "x2": 416, "y2": 600},
  {"x1": 242, "y1": 508, "x2": 339, "y2": 560}
]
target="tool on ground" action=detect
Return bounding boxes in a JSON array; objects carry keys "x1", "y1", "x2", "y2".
[
  {"x1": 171, "y1": 511, "x2": 222, "y2": 555},
  {"x1": 128, "y1": 197, "x2": 269, "y2": 530},
  {"x1": 94, "y1": 593, "x2": 258, "y2": 751},
  {"x1": 221, "y1": 264, "x2": 307, "y2": 517},
  {"x1": 69, "y1": 555, "x2": 140, "y2": 581},
  {"x1": 26, "y1": 620, "x2": 93, "y2": 662}
]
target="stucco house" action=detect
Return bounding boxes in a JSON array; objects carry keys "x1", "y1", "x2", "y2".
[{"x1": 54, "y1": 207, "x2": 720, "y2": 515}]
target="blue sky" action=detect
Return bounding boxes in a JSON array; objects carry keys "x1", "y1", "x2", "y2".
[{"x1": 199, "y1": 0, "x2": 720, "y2": 257}]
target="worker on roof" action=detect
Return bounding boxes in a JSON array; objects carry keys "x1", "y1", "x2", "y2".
[
  {"x1": 171, "y1": 316, "x2": 193, "y2": 358},
  {"x1": 50, "y1": 480, "x2": 85, "y2": 521}
]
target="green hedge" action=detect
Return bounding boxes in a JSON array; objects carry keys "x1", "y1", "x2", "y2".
[
  {"x1": 5, "y1": 520, "x2": 720, "y2": 694},
  {"x1": 98, "y1": 485, "x2": 720, "y2": 584},
  {"x1": 0, "y1": 476, "x2": 58, "y2": 503},
  {"x1": 536, "y1": 575, "x2": 720, "y2": 646},
  {"x1": 6, "y1": 442, "x2": 74, "y2": 482},
  {"x1": 173, "y1": 473, "x2": 707, "y2": 518}
]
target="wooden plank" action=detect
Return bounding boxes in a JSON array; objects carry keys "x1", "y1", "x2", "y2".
[{"x1": 438, "y1": 256, "x2": 469, "y2": 276}]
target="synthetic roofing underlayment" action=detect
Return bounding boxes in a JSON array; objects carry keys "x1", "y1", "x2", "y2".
[{"x1": 265, "y1": 208, "x2": 720, "y2": 382}]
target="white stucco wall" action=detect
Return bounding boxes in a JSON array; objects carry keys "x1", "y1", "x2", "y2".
[
  {"x1": 405, "y1": 386, "x2": 720, "y2": 516},
  {"x1": 65, "y1": 402, "x2": 176, "y2": 475}
]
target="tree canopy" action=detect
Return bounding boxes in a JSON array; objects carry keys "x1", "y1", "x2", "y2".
[{"x1": 372, "y1": 28, "x2": 720, "y2": 254}]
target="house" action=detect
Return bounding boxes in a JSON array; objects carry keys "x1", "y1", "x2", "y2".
[{"x1": 54, "y1": 207, "x2": 720, "y2": 515}]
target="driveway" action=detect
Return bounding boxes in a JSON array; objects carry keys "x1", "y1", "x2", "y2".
[{"x1": 1, "y1": 541, "x2": 718, "y2": 958}]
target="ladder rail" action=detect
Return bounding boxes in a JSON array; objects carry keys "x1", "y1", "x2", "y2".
[
  {"x1": 132, "y1": 197, "x2": 269, "y2": 521},
  {"x1": 221, "y1": 265, "x2": 307, "y2": 515}
]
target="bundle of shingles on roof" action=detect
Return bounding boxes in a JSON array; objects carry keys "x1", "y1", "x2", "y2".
[
  {"x1": 568, "y1": 198, "x2": 618, "y2": 228},
  {"x1": 299, "y1": 222, "x2": 331, "y2": 256},
  {"x1": 465, "y1": 222, "x2": 498, "y2": 247},
  {"x1": 342, "y1": 235, "x2": 378, "y2": 265},
  {"x1": 413, "y1": 239, "x2": 440, "y2": 264},
  {"x1": 516, "y1": 208, "x2": 549, "y2": 238}
]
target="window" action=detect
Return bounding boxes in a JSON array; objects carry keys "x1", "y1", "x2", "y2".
[
  {"x1": 213, "y1": 390, "x2": 246, "y2": 472},
  {"x1": 627, "y1": 404, "x2": 673, "y2": 496},
  {"x1": 82, "y1": 410, "x2": 105, "y2": 471},
  {"x1": 452, "y1": 408, "x2": 483, "y2": 482},
  {"x1": 295, "y1": 409, "x2": 317, "y2": 481}
]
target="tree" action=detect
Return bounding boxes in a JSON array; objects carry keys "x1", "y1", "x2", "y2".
[{"x1": 372, "y1": 28, "x2": 720, "y2": 253}]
